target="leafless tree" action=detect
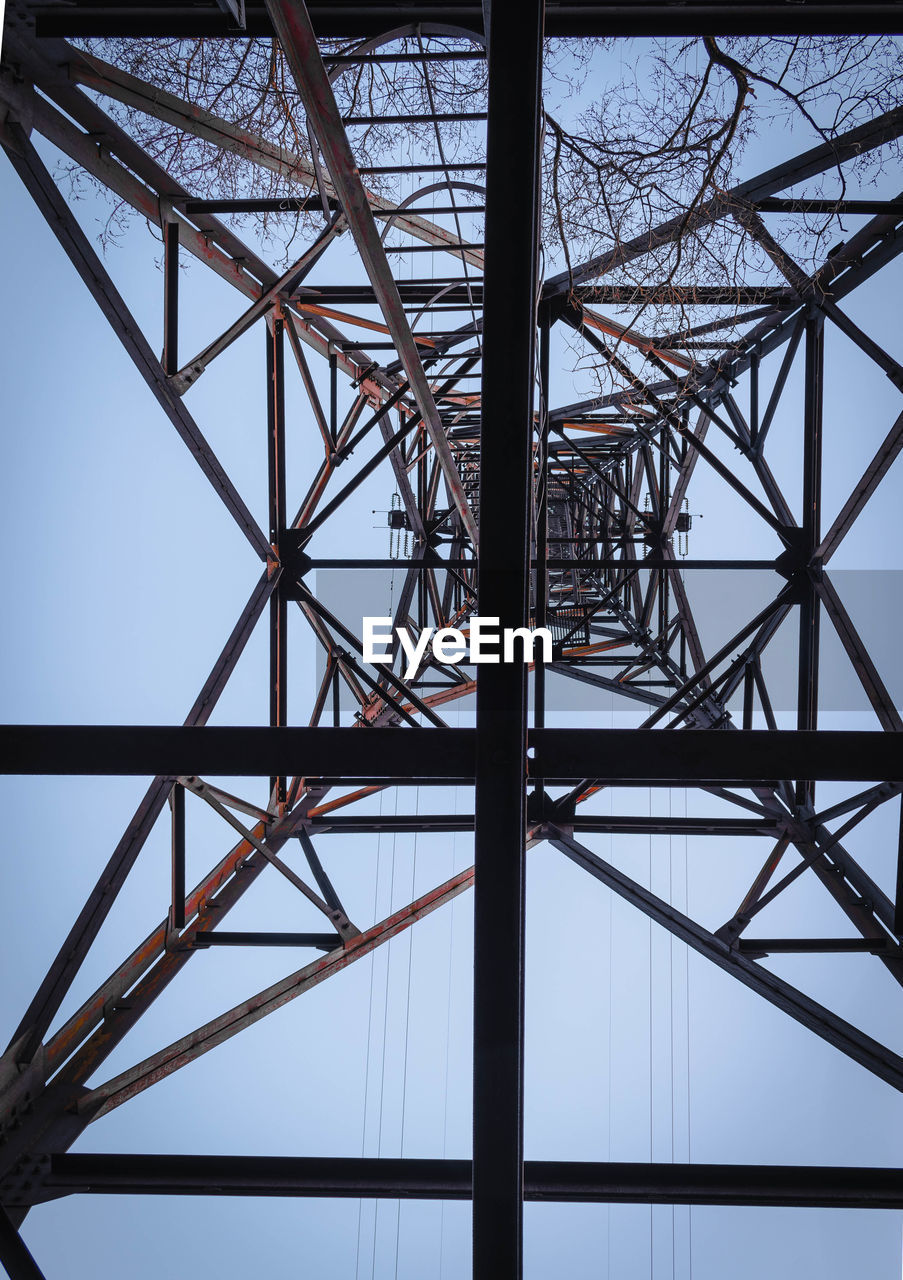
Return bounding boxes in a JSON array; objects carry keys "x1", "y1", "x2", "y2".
[{"x1": 67, "y1": 31, "x2": 903, "y2": 388}]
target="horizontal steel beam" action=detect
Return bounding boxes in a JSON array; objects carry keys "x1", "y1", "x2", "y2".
[
  {"x1": 309, "y1": 815, "x2": 778, "y2": 835},
  {"x1": 344, "y1": 112, "x2": 487, "y2": 124},
  {"x1": 183, "y1": 197, "x2": 338, "y2": 213},
  {"x1": 0, "y1": 726, "x2": 473, "y2": 779},
  {"x1": 33, "y1": 3, "x2": 903, "y2": 38},
  {"x1": 738, "y1": 939, "x2": 889, "y2": 954},
  {"x1": 191, "y1": 932, "x2": 342, "y2": 949},
  {"x1": 180, "y1": 200, "x2": 481, "y2": 216},
  {"x1": 573, "y1": 285, "x2": 795, "y2": 305},
  {"x1": 27, "y1": 1154, "x2": 903, "y2": 1209},
  {"x1": 757, "y1": 198, "x2": 903, "y2": 215},
  {"x1": 531, "y1": 730, "x2": 903, "y2": 784},
  {"x1": 3, "y1": 727, "x2": 903, "y2": 783},
  {"x1": 302, "y1": 558, "x2": 776, "y2": 569}
]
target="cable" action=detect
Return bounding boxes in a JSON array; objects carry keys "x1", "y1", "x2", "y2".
[
  {"x1": 606, "y1": 687, "x2": 614, "y2": 1280},
  {"x1": 684, "y1": 781, "x2": 693, "y2": 1280},
  {"x1": 679, "y1": 574, "x2": 693, "y2": 1280},
  {"x1": 371, "y1": 787, "x2": 400, "y2": 1279},
  {"x1": 356, "y1": 786, "x2": 387, "y2": 1280},
  {"x1": 669, "y1": 787, "x2": 676, "y2": 1280},
  {"x1": 439, "y1": 698, "x2": 461, "y2": 1278},
  {"x1": 393, "y1": 787, "x2": 419, "y2": 1279}
]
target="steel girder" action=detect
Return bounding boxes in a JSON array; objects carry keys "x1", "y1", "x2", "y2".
[
  {"x1": 25, "y1": 1, "x2": 903, "y2": 39},
  {"x1": 11, "y1": 1154, "x2": 903, "y2": 1210},
  {"x1": 4, "y1": 725, "x2": 903, "y2": 783}
]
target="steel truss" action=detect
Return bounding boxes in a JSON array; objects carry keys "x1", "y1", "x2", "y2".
[{"x1": 2, "y1": 2, "x2": 903, "y2": 1277}]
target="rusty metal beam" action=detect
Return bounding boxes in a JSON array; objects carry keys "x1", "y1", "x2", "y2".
[
  {"x1": 0, "y1": 63, "x2": 403, "y2": 410},
  {"x1": 171, "y1": 220, "x2": 341, "y2": 395},
  {"x1": 67, "y1": 46, "x2": 486, "y2": 269},
  {"x1": 77, "y1": 867, "x2": 474, "y2": 1120}
]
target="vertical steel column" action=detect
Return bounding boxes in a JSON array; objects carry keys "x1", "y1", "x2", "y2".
[
  {"x1": 163, "y1": 219, "x2": 179, "y2": 377},
  {"x1": 743, "y1": 662, "x2": 756, "y2": 730},
  {"x1": 473, "y1": 3, "x2": 543, "y2": 1277},
  {"x1": 417, "y1": 425, "x2": 428, "y2": 628},
  {"x1": 749, "y1": 350, "x2": 760, "y2": 450},
  {"x1": 798, "y1": 312, "x2": 823, "y2": 806},
  {"x1": 267, "y1": 316, "x2": 287, "y2": 806},
  {"x1": 534, "y1": 304, "x2": 551, "y2": 733},
  {"x1": 658, "y1": 425, "x2": 670, "y2": 638},
  {"x1": 169, "y1": 782, "x2": 185, "y2": 930},
  {"x1": 896, "y1": 797, "x2": 903, "y2": 936},
  {"x1": 329, "y1": 348, "x2": 338, "y2": 445}
]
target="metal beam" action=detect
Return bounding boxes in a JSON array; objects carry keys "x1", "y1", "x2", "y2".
[
  {"x1": 0, "y1": 811, "x2": 315, "y2": 1181},
  {"x1": 548, "y1": 830, "x2": 903, "y2": 1092},
  {"x1": 191, "y1": 932, "x2": 343, "y2": 949},
  {"x1": 757, "y1": 198, "x2": 903, "y2": 215},
  {"x1": 267, "y1": 317, "x2": 288, "y2": 806},
  {"x1": 162, "y1": 218, "x2": 179, "y2": 377},
  {"x1": 530, "y1": 729, "x2": 903, "y2": 784},
  {"x1": 16, "y1": 1154, "x2": 903, "y2": 1210},
  {"x1": 5, "y1": 727, "x2": 903, "y2": 783},
  {"x1": 816, "y1": 573, "x2": 903, "y2": 732},
  {"x1": 30, "y1": 2, "x2": 903, "y2": 39},
  {"x1": 172, "y1": 223, "x2": 341, "y2": 394},
  {"x1": 0, "y1": 52, "x2": 423, "y2": 410},
  {"x1": 797, "y1": 314, "x2": 824, "y2": 805},
  {"x1": 738, "y1": 938, "x2": 890, "y2": 954},
  {"x1": 472, "y1": 3, "x2": 543, "y2": 1273},
  {"x1": 76, "y1": 868, "x2": 474, "y2": 1121},
  {"x1": 308, "y1": 815, "x2": 779, "y2": 836},
  {"x1": 64, "y1": 47, "x2": 484, "y2": 270},
  {"x1": 816, "y1": 408, "x2": 903, "y2": 566},
  {"x1": 897, "y1": 799, "x2": 903, "y2": 937},
  {"x1": 169, "y1": 784, "x2": 185, "y2": 932}
]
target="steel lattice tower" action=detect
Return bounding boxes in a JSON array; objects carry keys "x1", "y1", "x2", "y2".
[{"x1": 3, "y1": 2, "x2": 903, "y2": 1277}]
